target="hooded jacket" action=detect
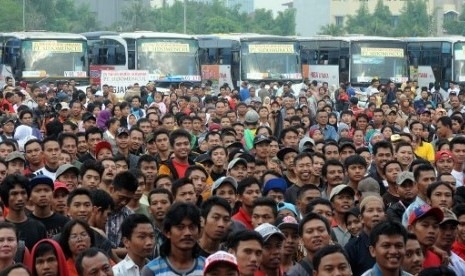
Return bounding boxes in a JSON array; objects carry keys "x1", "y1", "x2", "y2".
[{"x1": 27, "y1": 239, "x2": 69, "y2": 276}]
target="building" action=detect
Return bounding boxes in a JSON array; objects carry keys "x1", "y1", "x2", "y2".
[
  {"x1": 75, "y1": 0, "x2": 151, "y2": 28},
  {"x1": 295, "y1": 0, "x2": 463, "y2": 36}
]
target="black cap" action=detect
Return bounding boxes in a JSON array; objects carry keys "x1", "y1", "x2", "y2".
[
  {"x1": 277, "y1": 148, "x2": 299, "y2": 162},
  {"x1": 82, "y1": 113, "x2": 96, "y2": 122},
  {"x1": 194, "y1": 154, "x2": 212, "y2": 164},
  {"x1": 253, "y1": 135, "x2": 271, "y2": 146}
]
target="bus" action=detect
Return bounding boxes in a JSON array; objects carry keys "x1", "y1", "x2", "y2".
[
  {"x1": 83, "y1": 31, "x2": 201, "y2": 92},
  {"x1": 0, "y1": 31, "x2": 88, "y2": 87},
  {"x1": 298, "y1": 36, "x2": 409, "y2": 88},
  {"x1": 198, "y1": 34, "x2": 302, "y2": 90},
  {"x1": 403, "y1": 37, "x2": 465, "y2": 89}
]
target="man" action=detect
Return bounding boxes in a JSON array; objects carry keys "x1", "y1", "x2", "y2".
[
  {"x1": 227, "y1": 158, "x2": 248, "y2": 182},
  {"x1": 321, "y1": 159, "x2": 345, "y2": 200},
  {"x1": 277, "y1": 148, "x2": 299, "y2": 187},
  {"x1": 232, "y1": 177, "x2": 261, "y2": 230},
  {"x1": 368, "y1": 141, "x2": 394, "y2": 195},
  {"x1": 80, "y1": 160, "x2": 103, "y2": 190},
  {"x1": 407, "y1": 205, "x2": 443, "y2": 268},
  {"x1": 152, "y1": 128, "x2": 171, "y2": 167},
  {"x1": 227, "y1": 230, "x2": 264, "y2": 276},
  {"x1": 251, "y1": 197, "x2": 278, "y2": 229},
  {"x1": 112, "y1": 214, "x2": 155, "y2": 276},
  {"x1": 28, "y1": 175, "x2": 70, "y2": 238},
  {"x1": 295, "y1": 185, "x2": 322, "y2": 217},
  {"x1": 142, "y1": 202, "x2": 205, "y2": 275},
  {"x1": 322, "y1": 142, "x2": 339, "y2": 161},
  {"x1": 24, "y1": 139, "x2": 44, "y2": 176},
  {"x1": 402, "y1": 164, "x2": 436, "y2": 226},
  {"x1": 52, "y1": 181, "x2": 69, "y2": 216},
  {"x1": 129, "y1": 128, "x2": 145, "y2": 156},
  {"x1": 344, "y1": 155, "x2": 367, "y2": 192},
  {"x1": 254, "y1": 223, "x2": 285, "y2": 276},
  {"x1": 55, "y1": 164, "x2": 80, "y2": 192},
  {"x1": 363, "y1": 221, "x2": 409, "y2": 276},
  {"x1": 5, "y1": 151, "x2": 26, "y2": 176},
  {"x1": 402, "y1": 233, "x2": 424, "y2": 275},
  {"x1": 58, "y1": 133, "x2": 82, "y2": 169},
  {"x1": 89, "y1": 189, "x2": 115, "y2": 235},
  {"x1": 95, "y1": 141, "x2": 114, "y2": 161},
  {"x1": 171, "y1": 178, "x2": 196, "y2": 204},
  {"x1": 34, "y1": 138, "x2": 62, "y2": 180},
  {"x1": 382, "y1": 161, "x2": 402, "y2": 207},
  {"x1": 211, "y1": 176, "x2": 237, "y2": 210},
  {"x1": 79, "y1": 127, "x2": 103, "y2": 162},
  {"x1": 287, "y1": 213, "x2": 332, "y2": 275},
  {"x1": 276, "y1": 216, "x2": 299, "y2": 273},
  {"x1": 160, "y1": 113, "x2": 176, "y2": 131},
  {"x1": 309, "y1": 110, "x2": 338, "y2": 141},
  {"x1": 253, "y1": 135, "x2": 270, "y2": 162},
  {"x1": 99, "y1": 158, "x2": 117, "y2": 192},
  {"x1": 339, "y1": 142, "x2": 356, "y2": 164},
  {"x1": 0, "y1": 174, "x2": 47, "y2": 250},
  {"x1": 199, "y1": 197, "x2": 232, "y2": 257},
  {"x1": 329, "y1": 185, "x2": 355, "y2": 247},
  {"x1": 284, "y1": 153, "x2": 313, "y2": 204},
  {"x1": 203, "y1": 251, "x2": 240, "y2": 276},
  {"x1": 386, "y1": 172, "x2": 418, "y2": 224},
  {"x1": 313, "y1": 245, "x2": 352, "y2": 276},
  {"x1": 452, "y1": 204, "x2": 465, "y2": 259},
  {"x1": 75, "y1": 248, "x2": 114, "y2": 276},
  {"x1": 279, "y1": 127, "x2": 299, "y2": 150},
  {"x1": 158, "y1": 129, "x2": 197, "y2": 179},
  {"x1": 435, "y1": 209, "x2": 465, "y2": 275},
  {"x1": 206, "y1": 132, "x2": 222, "y2": 150},
  {"x1": 436, "y1": 116, "x2": 455, "y2": 141},
  {"x1": 450, "y1": 136, "x2": 465, "y2": 187},
  {"x1": 435, "y1": 150, "x2": 455, "y2": 180},
  {"x1": 106, "y1": 171, "x2": 138, "y2": 249}
]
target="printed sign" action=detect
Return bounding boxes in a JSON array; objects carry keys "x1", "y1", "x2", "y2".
[
  {"x1": 306, "y1": 65, "x2": 339, "y2": 85},
  {"x1": 140, "y1": 42, "x2": 190, "y2": 53},
  {"x1": 361, "y1": 48, "x2": 404, "y2": 58},
  {"x1": 22, "y1": 71, "x2": 47, "y2": 78},
  {"x1": 32, "y1": 41, "x2": 83, "y2": 52},
  {"x1": 100, "y1": 70, "x2": 149, "y2": 95},
  {"x1": 64, "y1": 71, "x2": 87, "y2": 78},
  {"x1": 201, "y1": 65, "x2": 233, "y2": 90},
  {"x1": 249, "y1": 44, "x2": 294, "y2": 54}
]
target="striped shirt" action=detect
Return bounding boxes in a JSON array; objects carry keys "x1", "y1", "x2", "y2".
[{"x1": 141, "y1": 256, "x2": 205, "y2": 276}]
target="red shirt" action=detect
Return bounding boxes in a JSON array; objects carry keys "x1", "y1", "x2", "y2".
[
  {"x1": 452, "y1": 240, "x2": 465, "y2": 261},
  {"x1": 232, "y1": 207, "x2": 253, "y2": 230},
  {"x1": 171, "y1": 159, "x2": 189, "y2": 178},
  {"x1": 423, "y1": 249, "x2": 441, "y2": 268}
]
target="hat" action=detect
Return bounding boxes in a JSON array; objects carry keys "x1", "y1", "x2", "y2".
[
  {"x1": 212, "y1": 176, "x2": 238, "y2": 194},
  {"x1": 227, "y1": 158, "x2": 247, "y2": 170},
  {"x1": 277, "y1": 202, "x2": 299, "y2": 217},
  {"x1": 359, "y1": 195, "x2": 383, "y2": 212},
  {"x1": 190, "y1": 96, "x2": 200, "y2": 103},
  {"x1": 436, "y1": 108, "x2": 447, "y2": 113},
  {"x1": 255, "y1": 223, "x2": 285, "y2": 242},
  {"x1": 194, "y1": 154, "x2": 212, "y2": 164},
  {"x1": 53, "y1": 181, "x2": 69, "y2": 194},
  {"x1": 435, "y1": 150, "x2": 455, "y2": 162},
  {"x1": 441, "y1": 208, "x2": 459, "y2": 226},
  {"x1": 245, "y1": 110, "x2": 259, "y2": 124},
  {"x1": 1, "y1": 116, "x2": 15, "y2": 125},
  {"x1": 226, "y1": 141, "x2": 243, "y2": 149},
  {"x1": 253, "y1": 134, "x2": 271, "y2": 146},
  {"x1": 5, "y1": 151, "x2": 25, "y2": 163},
  {"x1": 30, "y1": 175, "x2": 54, "y2": 191},
  {"x1": 349, "y1": 97, "x2": 359, "y2": 104},
  {"x1": 418, "y1": 108, "x2": 431, "y2": 115},
  {"x1": 60, "y1": 102, "x2": 70, "y2": 110},
  {"x1": 275, "y1": 215, "x2": 299, "y2": 230},
  {"x1": 95, "y1": 141, "x2": 112, "y2": 155},
  {"x1": 358, "y1": 177, "x2": 381, "y2": 197},
  {"x1": 82, "y1": 113, "x2": 96, "y2": 122},
  {"x1": 299, "y1": 137, "x2": 315, "y2": 153},
  {"x1": 116, "y1": 127, "x2": 129, "y2": 137},
  {"x1": 95, "y1": 90, "x2": 103, "y2": 97},
  {"x1": 390, "y1": 134, "x2": 401, "y2": 142},
  {"x1": 203, "y1": 251, "x2": 239, "y2": 274},
  {"x1": 408, "y1": 205, "x2": 444, "y2": 226},
  {"x1": 208, "y1": 123, "x2": 221, "y2": 132},
  {"x1": 329, "y1": 185, "x2": 355, "y2": 201},
  {"x1": 263, "y1": 178, "x2": 287, "y2": 195},
  {"x1": 145, "y1": 133, "x2": 155, "y2": 143},
  {"x1": 55, "y1": 164, "x2": 79, "y2": 179},
  {"x1": 277, "y1": 147, "x2": 299, "y2": 162},
  {"x1": 385, "y1": 109, "x2": 397, "y2": 116},
  {"x1": 396, "y1": 172, "x2": 415, "y2": 186}
]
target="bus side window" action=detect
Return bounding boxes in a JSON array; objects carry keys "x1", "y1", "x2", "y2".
[{"x1": 219, "y1": 48, "x2": 232, "y2": 65}]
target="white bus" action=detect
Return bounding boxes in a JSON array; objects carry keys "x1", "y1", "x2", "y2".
[
  {"x1": 198, "y1": 34, "x2": 302, "y2": 90},
  {"x1": 0, "y1": 31, "x2": 88, "y2": 87}
]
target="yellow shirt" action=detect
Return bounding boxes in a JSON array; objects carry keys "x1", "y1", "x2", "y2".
[{"x1": 415, "y1": 142, "x2": 435, "y2": 161}]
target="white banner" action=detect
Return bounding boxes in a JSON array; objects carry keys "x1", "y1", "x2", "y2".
[
  {"x1": 100, "y1": 70, "x2": 150, "y2": 95},
  {"x1": 308, "y1": 65, "x2": 339, "y2": 86}
]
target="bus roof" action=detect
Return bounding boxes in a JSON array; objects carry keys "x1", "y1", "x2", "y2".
[
  {"x1": 198, "y1": 33, "x2": 297, "y2": 42},
  {"x1": 81, "y1": 31, "x2": 120, "y2": 40},
  {"x1": 119, "y1": 31, "x2": 196, "y2": 40},
  {"x1": 297, "y1": 35, "x2": 404, "y2": 43},
  {"x1": 0, "y1": 31, "x2": 87, "y2": 40},
  {"x1": 402, "y1": 36, "x2": 465, "y2": 43}
]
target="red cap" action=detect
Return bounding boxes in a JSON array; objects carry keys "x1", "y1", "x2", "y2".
[
  {"x1": 54, "y1": 181, "x2": 69, "y2": 193},
  {"x1": 408, "y1": 205, "x2": 444, "y2": 226},
  {"x1": 95, "y1": 141, "x2": 112, "y2": 155},
  {"x1": 208, "y1": 123, "x2": 221, "y2": 132},
  {"x1": 435, "y1": 150, "x2": 455, "y2": 162}
]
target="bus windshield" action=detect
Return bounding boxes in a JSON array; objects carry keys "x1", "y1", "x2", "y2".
[
  {"x1": 351, "y1": 42, "x2": 408, "y2": 84},
  {"x1": 21, "y1": 39, "x2": 87, "y2": 78},
  {"x1": 241, "y1": 41, "x2": 301, "y2": 81},
  {"x1": 137, "y1": 38, "x2": 200, "y2": 82},
  {"x1": 454, "y1": 42, "x2": 465, "y2": 82}
]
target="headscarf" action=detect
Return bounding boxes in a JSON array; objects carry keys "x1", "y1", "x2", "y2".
[
  {"x1": 14, "y1": 125, "x2": 37, "y2": 152},
  {"x1": 97, "y1": 109, "x2": 112, "y2": 131},
  {"x1": 27, "y1": 239, "x2": 70, "y2": 276},
  {"x1": 338, "y1": 123, "x2": 350, "y2": 136},
  {"x1": 366, "y1": 130, "x2": 384, "y2": 153}
]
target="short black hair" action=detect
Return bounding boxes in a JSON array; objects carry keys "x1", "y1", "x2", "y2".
[
  {"x1": 372, "y1": 140, "x2": 393, "y2": 155},
  {"x1": 148, "y1": 188, "x2": 174, "y2": 204},
  {"x1": 426, "y1": 181, "x2": 454, "y2": 199},
  {"x1": 171, "y1": 177, "x2": 194, "y2": 198},
  {"x1": 252, "y1": 197, "x2": 278, "y2": 218},
  {"x1": 382, "y1": 160, "x2": 402, "y2": 175},
  {"x1": 80, "y1": 160, "x2": 104, "y2": 178},
  {"x1": 304, "y1": 198, "x2": 332, "y2": 216},
  {"x1": 344, "y1": 155, "x2": 367, "y2": 169},
  {"x1": 185, "y1": 165, "x2": 208, "y2": 180},
  {"x1": 0, "y1": 175, "x2": 30, "y2": 207},
  {"x1": 75, "y1": 248, "x2": 109, "y2": 276},
  {"x1": 200, "y1": 196, "x2": 232, "y2": 219},
  {"x1": 91, "y1": 189, "x2": 114, "y2": 212},
  {"x1": 67, "y1": 188, "x2": 93, "y2": 207},
  {"x1": 226, "y1": 229, "x2": 264, "y2": 250},
  {"x1": 169, "y1": 129, "x2": 191, "y2": 147},
  {"x1": 450, "y1": 136, "x2": 465, "y2": 151},
  {"x1": 298, "y1": 213, "x2": 331, "y2": 237},
  {"x1": 137, "y1": 155, "x2": 157, "y2": 168},
  {"x1": 413, "y1": 164, "x2": 435, "y2": 182},
  {"x1": 237, "y1": 177, "x2": 261, "y2": 195},
  {"x1": 85, "y1": 127, "x2": 103, "y2": 141},
  {"x1": 297, "y1": 185, "x2": 321, "y2": 199},
  {"x1": 369, "y1": 221, "x2": 408, "y2": 247},
  {"x1": 321, "y1": 159, "x2": 344, "y2": 177},
  {"x1": 279, "y1": 127, "x2": 299, "y2": 142},
  {"x1": 121, "y1": 214, "x2": 153, "y2": 240},
  {"x1": 313, "y1": 245, "x2": 350, "y2": 273},
  {"x1": 57, "y1": 133, "x2": 78, "y2": 148},
  {"x1": 112, "y1": 171, "x2": 138, "y2": 192}
]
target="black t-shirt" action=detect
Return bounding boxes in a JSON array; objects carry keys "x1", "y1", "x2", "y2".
[
  {"x1": 6, "y1": 218, "x2": 47, "y2": 250},
  {"x1": 28, "y1": 212, "x2": 70, "y2": 238},
  {"x1": 382, "y1": 192, "x2": 400, "y2": 208},
  {"x1": 210, "y1": 170, "x2": 226, "y2": 181}
]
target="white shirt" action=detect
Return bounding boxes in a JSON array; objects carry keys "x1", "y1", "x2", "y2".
[
  {"x1": 112, "y1": 255, "x2": 142, "y2": 276},
  {"x1": 34, "y1": 167, "x2": 56, "y2": 181},
  {"x1": 451, "y1": 169, "x2": 463, "y2": 187},
  {"x1": 449, "y1": 252, "x2": 465, "y2": 276}
]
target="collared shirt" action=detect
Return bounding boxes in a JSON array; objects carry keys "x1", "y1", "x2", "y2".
[
  {"x1": 402, "y1": 197, "x2": 428, "y2": 227},
  {"x1": 361, "y1": 264, "x2": 412, "y2": 276},
  {"x1": 141, "y1": 256, "x2": 205, "y2": 276},
  {"x1": 345, "y1": 231, "x2": 374, "y2": 276},
  {"x1": 106, "y1": 206, "x2": 134, "y2": 247},
  {"x1": 331, "y1": 219, "x2": 351, "y2": 247},
  {"x1": 113, "y1": 255, "x2": 146, "y2": 276},
  {"x1": 232, "y1": 207, "x2": 253, "y2": 230},
  {"x1": 309, "y1": 124, "x2": 338, "y2": 141},
  {"x1": 449, "y1": 252, "x2": 465, "y2": 275}
]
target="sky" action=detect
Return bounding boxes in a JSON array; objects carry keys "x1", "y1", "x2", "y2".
[{"x1": 254, "y1": 0, "x2": 289, "y2": 17}]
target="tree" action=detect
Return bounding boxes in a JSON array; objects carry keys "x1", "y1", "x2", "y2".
[
  {"x1": 369, "y1": 0, "x2": 393, "y2": 36},
  {"x1": 394, "y1": 0, "x2": 433, "y2": 36},
  {"x1": 443, "y1": 4, "x2": 465, "y2": 35},
  {"x1": 0, "y1": 0, "x2": 22, "y2": 31},
  {"x1": 345, "y1": 2, "x2": 372, "y2": 34},
  {"x1": 319, "y1": 24, "x2": 345, "y2": 36}
]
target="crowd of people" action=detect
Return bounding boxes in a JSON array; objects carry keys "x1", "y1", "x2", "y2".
[{"x1": 0, "y1": 76, "x2": 464, "y2": 275}]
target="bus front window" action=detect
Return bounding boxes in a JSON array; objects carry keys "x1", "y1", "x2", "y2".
[
  {"x1": 350, "y1": 42, "x2": 408, "y2": 84},
  {"x1": 137, "y1": 39, "x2": 200, "y2": 82},
  {"x1": 241, "y1": 42, "x2": 301, "y2": 81},
  {"x1": 21, "y1": 40, "x2": 87, "y2": 78}
]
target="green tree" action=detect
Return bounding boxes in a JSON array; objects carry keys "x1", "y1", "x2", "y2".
[
  {"x1": 121, "y1": 0, "x2": 155, "y2": 31},
  {"x1": 274, "y1": 9, "x2": 296, "y2": 36},
  {"x1": 319, "y1": 24, "x2": 345, "y2": 36},
  {"x1": 369, "y1": 0, "x2": 393, "y2": 36},
  {"x1": 345, "y1": 2, "x2": 372, "y2": 34},
  {"x1": 394, "y1": 0, "x2": 433, "y2": 36},
  {"x1": 0, "y1": 0, "x2": 22, "y2": 31},
  {"x1": 444, "y1": 4, "x2": 465, "y2": 35}
]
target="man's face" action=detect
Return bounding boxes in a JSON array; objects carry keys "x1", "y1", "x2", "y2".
[
  {"x1": 340, "y1": 147, "x2": 355, "y2": 163},
  {"x1": 101, "y1": 160, "x2": 116, "y2": 183},
  {"x1": 123, "y1": 223, "x2": 155, "y2": 261},
  {"x1": 62, "y1": 137, "x2": 77, "y2": 159},
  {"x1": 325, "y1": 165, "x2": 344, "y2": 187},
  {"x1": 282, "y1": 132, "x2": 298, "y2": 149},
  {"x1": 294, "y1": 156, "x2": 313, "y2": 183},
  {"x1": 81, "y1": 169, "x2": 101, "y2": 190},
  {"x1": 8, "y1": 185, "x2": 28, "y2": 212},
  {"x1": 417, "y1": 170, "x2": 436, "y2": 198},
  {"x1": 44, "y1": 141, "x2": 61, "y2": 166},
  {"x1": 68, "y1": 195, "x2": 93, "y2": 221},
  {"x1": 202, "y1": 205, "x2": 231, "y2": 241},
  {"x1": 374, "y1": 147, "x2": 393, "y2": 171},
  {"x1": 165, "y1": 218, "x2": 199, "y2": 251},
  {"x1": 149, "y1": 193, "x2": 172, "y2": 222},
  {"x1": 452, "y1": 144, "x2": 465, "y2": 164},
  {"x1": 254, "y1": 142, "x2": 269, "y2": 160},
  {"x1": 260, "y1": 235, "x2": 283, "y2": 271},
  {"x1": 140, "y1": 161, "x2": 157, "y2": 185},
  {"x1": 131, "y1": 98, "x2": 141, "y2": 108},
  {"x1": 317, "y1": 112, "x2": 328, "y2": 125},
  {"x1": 30, "y1": 184, "x2": 52, "y2": 208},
  {"x1": 384, "y1": 163, "x2": 401, "y2": 184},
  {"x1": 162, "y1": 118, "x2": 175, "y2": 130},
  {"x1": 77, "y1": 136, "x2": 88, "y2": 153},
  {"x1": 97, "y1": 148, "x2": 113, "y2": 161},
  {"x1": 331, "y1": 193, "x2": 354, "y2": 214},
  {"x1": 239, "y1": 184, "x2": 260, "y2": 208},
  {"x1": 129, "y1": 131, "x2": 144, "y2": 152},
  {"x1": 7, "y1": 159, "x2": 25, "y2": 175},
  {"x1": 437, "y1": 222, "x2": 458, "y2": 250},
  {"x1": 251, "y1": 205, "x2": 275, "y2": 229},
  {"x1": 71, "y1": 102, "x2": 81, "y2": 117},
  {"x1": 369, "y1": 234, "x2": 405, "y2": 273},
  {"x1": 175, "y1": 184, "x2": 196, "y2": 203},
  {"x1": 301, "y1": 219, "x2": 331, "y2": 254},
  {"x1": 314, "y1": 252, "x2": 352, "y2": 276},
  {"x1": 58, "y1": 171, "x2": 79, "y2": 192},
  {"x1": 35, "y1": 250, "x2": 59, "y2": 276},
  {"x1": 450, "y1": 96, "x2": 460, "y2": 108},
  {"x1": 233, "y1": 125, "x2": 245, "y2": 141},
  {"x1": 373, "y1": 112, "x2": 384, "y2": 124},
  {"x1": 228, "y1": 164, "x2": 247, "y2": 182},
  {"x1": 110, "y1": 187, "x2": 134, "y2": 210},
  {"x1": 214, "y1": 183, "x2": 237, "y2": 209},
  {"x1": 173, "y1": 137, "x2": 190, "y2": 160},
  {"x1": 229, "y1": 240, "x2": 262, "y2": 276},
  {"x1": 436, "y1": 121, "x2": 450, "y2": 139},
  {"x1": 115, "y1": 134, "x2": 129, "y2": 150},
  {"x1": 154, "y1": 133, "x2": 169, "y2": 152},
  {"x1": 80, "y1": 252, "x2": 114, "y2": 276},
  {"x1": 402, "y1": 239, "x2": 424, "y2": 275},
  {"x1": 138, "y1": 122, "x2": 152, "y2": 135},
  {"x1": 410, "y1": 216, "x2": 440, "y2": 247},
  {"x1": 347, "y1": 164, "x2": 366, "y2": 183},
  {"x1": 189, "y1": 169, "x2": 207, "y2": 196},
  {"x1": 87, "y1": 134, "x2": 102, "y2": 154},
  {"x1": 207, "y1": 134, "x2": 222, "y2": 149},
  {"x1": 324, "y1": 145, "x2": 339, "y2": 161}
]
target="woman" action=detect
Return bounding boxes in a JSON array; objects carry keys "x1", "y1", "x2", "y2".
[
  {"x1": 427, "y1": 181, "x2": 454, "y2": 210},
  {"x1": 112, "y1": 103, "x2": 122, "y2": 120},
  {"x1": 258, "y1": 106, "x2": 270, "y2": 127},
  {"x1": 28, "y1": 239, "x2": 69, "y2": 276},
  {"x1": 58, "y1": 220, "x2": 95, "y2": 276},
  {"x1": 0, "y1": 222, "x2": 30, "y2": 273},
  {"x1": 381, "y1": 125, "x2": 394, "y2": 141},
  {"x1": 328, "y1": 113, "x2": 338, "y2": 132}
]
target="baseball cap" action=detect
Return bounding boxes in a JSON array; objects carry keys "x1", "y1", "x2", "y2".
[
  {"x1": 263, "y1": 178, "x2": 287, "y2": 195},
  {"x1": 53, "y1": 181, "x2": 69, "y2": 194},
  {"x1": 226, "y1": 141, "x2": 243, "y2": 149},
  {"x1": 390, "y1": 134, "x2": 401, "y2": 142},
  {"x1": 277, "y1": 148, "x2": 299, "y2": 162},
  {"x1": 384, "y1": 109, "x2": 397, "y2": 116},
  {"x1": 396, "y1": 171, "x2": 415, "y2": 186},
  {"x1": 440, "y1": 208, "x2": 459, "y2": 226},
  {"x1": 203, "y1": 251, "x2": 239, "y2": 274},
  {"x1": 227, "y1": 158, "x2": 247, "y2": 171},
  {"x1": 95, "y1": 141, "x2": 112, "y2": 155},
  {"x1": 212, "y1": 176, "x2": 238, "y2": 194},
  {"x1": 82, "y1": 113, "x2": 96, "y2": 122},
  {"x1": 245, "y1": 110, "x2": 259, "y2": 124},
  {"x1": 253, "y1": 134, "x2": 271, "y2": 146},
  {"x1": 95, "y1": 90, "x2": 103, "y2": 97},
  {"x1": 5, "y1": 151, "x2": 25, "y2": 163},
  {"x1": 55, "y1": 164, "x2": 79, "y2": 180},
  {"x1": 255, "y1": 223, "x2": 285, "y2": 242},
  {"x1": 408, "y1": 205, "x2": 444, "y2": 226},
  {"x1": 358, "y1": 177, "x2": 380, "y2": 197},
  {"x1": 1, "y1": 116, "x2": 15, "y2": 125},
  {"x1": 208, "y1": 123, "x2": 221, "y2": 132},
  {"x1": 194, "y1": 154, "x2": 212, "y2": 164},
  {"x1": 329, "y1": 185, "x2": 355, "y2": 201},
  {"x1": 60, "y1": 102, "x2": 70, "y2": 110},
  {"x1": 277, "y1": 202, "x2": 299, "y2": 217},
  {"x1": 145, "y1": 133, "x2": 155, "y2": 143},
  {"x1": 275, "y1": 215, "x2": 299, "y2": 230},
  {"x1": 30, "y1": 175, "x2": 54, "y2": 191},
  {"x1": 435, "y1": 150, "x2": 455, "y2": 162},
  {"x1": 116, "y1": 127, "x2": 129, "y2": 137},
  {"x1": 299, "y1": 137, "x2": 315, "y2": 153}
]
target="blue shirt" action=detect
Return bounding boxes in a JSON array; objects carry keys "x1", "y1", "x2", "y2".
[
  {"x1": 240, "y1": 87, "x2": 250, "y2": 101},
  {"x1": 141, "y1": 256, "x2": 205, "y2": 276},
  {"x1": 309, "y1": 124, "x2": 339, "y2": 141}
]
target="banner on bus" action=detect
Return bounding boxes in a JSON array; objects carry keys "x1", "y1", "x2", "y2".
[
  {"x1": 361, "y1": 48, "x2": 404, "y2": 58},
  {"x1": 249, "y1": 44, "x2": 294, "y2": 54},
  {"x1": 32, "y1": 41, "x2": 83, "y2": 53},
  {"x1": 100, "y1": 70, "x2": 150, "y2": 95},
  {"x1": 304, "y1": 65, "x2": 339, "y2": 86},
  {"x1": 140, "y1": 42, "x2": 190, "y2": 53},
  {"x1": 201, "y1": 65, "x2": 233, "y2": 90},
  {"x1": 89, "y1": 65, "x2": 116, "y2": 86}
]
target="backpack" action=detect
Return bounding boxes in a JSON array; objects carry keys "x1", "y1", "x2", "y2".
[
  {"x1": 431, "y1": 91, "x2": 444, "y2": 106},
  {"x1": 14, "y1": 240, "x2": 26, "y2": 263},
  {"x1": 299, "y1": 258, "x2": 313, "y2": 275}
]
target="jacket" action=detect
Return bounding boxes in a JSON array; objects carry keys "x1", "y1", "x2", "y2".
[{"x1": 27, "y1": 239, "x2": 69, "y2": 276}]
